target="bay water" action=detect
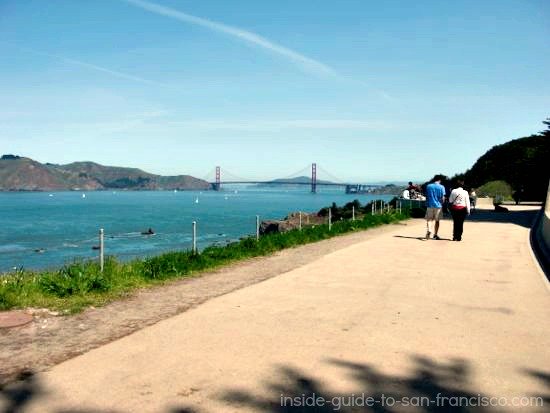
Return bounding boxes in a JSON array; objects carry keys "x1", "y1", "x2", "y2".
[{"x1": 0, "y1": 187, "x2": 395, "y2": 272}]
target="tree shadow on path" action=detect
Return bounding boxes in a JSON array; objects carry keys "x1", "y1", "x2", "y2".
[
  {"x1": 0, "y1": 369, "x2": 124, "y2": 413},
  {"x1": 0, "y1": 370, "x2": 42, "y2": 413},
  {"x1": 219, "y1": 355, "x2": 497, "y2": 412},
  {"x1": 523, "y1": 368, "x2": 550, "y2": 408}
]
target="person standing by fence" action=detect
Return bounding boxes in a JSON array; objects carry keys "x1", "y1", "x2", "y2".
[{"x1": 449, "y1": 180, "x2": 471, "y2": 241}]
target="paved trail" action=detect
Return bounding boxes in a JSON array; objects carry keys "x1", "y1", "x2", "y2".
[{"x1": 2, "y1": 206, "x2": 549, "y2": 412}]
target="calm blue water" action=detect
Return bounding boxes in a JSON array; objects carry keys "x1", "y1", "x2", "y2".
[{"x1": 0, "y1": 187, "x2": 395, "y2": 272}]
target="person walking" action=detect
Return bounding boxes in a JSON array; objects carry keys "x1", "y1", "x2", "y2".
[
  {"x1": 425, "y1": 175, "x2": 446, "y2": 240},
  {"x1": 469, "y1": 189, "x2": 477, "y2": 212},
  {"x1": 449, "y1": 180, "x2": 471, "y2": 241}
]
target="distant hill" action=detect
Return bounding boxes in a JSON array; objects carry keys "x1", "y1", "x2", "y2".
[
  {"x1": 0, "y1": 155, "x2": 210, "y2": 191},
  {"x1": 459, "y1": 120, "x2": 549, "y2": 200},
  {"x1": 266, "y1": 176, "x2": 334, "y2": 185}
]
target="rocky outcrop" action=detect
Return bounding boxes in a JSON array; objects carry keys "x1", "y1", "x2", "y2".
[
  {"x1": 259, "y1": 220, "x2": 296, "y2": 235},
  {"x1": 259, "y1": 212, "x2": 325, "y2": 235}
]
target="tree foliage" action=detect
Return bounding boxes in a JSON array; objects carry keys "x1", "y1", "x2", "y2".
[{"x1": 460, "y1": 119, "x2": 550, "y2": 201}]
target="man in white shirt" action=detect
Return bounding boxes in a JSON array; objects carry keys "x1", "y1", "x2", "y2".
[{"x1": 448, "y1": 181, "x2": 471, "y2": 241}]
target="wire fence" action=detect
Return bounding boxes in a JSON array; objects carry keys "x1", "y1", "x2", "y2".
[
  {"x1": 90, "y1": 199, "x2": 405, "y2": 271},
  {"x1": 2, "y1": 198, "x2": 406, "y2": 274}
]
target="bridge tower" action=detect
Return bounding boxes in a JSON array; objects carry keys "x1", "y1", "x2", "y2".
[
  {"x1": 214, "y1": 166, "x2": 221, "y2": 191},
  {"x1": 311, "y1": 163, "x2": 317, "y2": 193}
]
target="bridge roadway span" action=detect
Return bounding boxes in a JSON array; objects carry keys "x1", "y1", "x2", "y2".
[
  {"x1": 210, "y1": 181, "x2": 372, "y2": 186},
  {"x1": 2, "y1": 205, "x2": 549, "y2": 412}
]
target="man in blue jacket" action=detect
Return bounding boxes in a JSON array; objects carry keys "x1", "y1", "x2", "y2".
[{"x1": 425, "y1": 175, "x2": 446, "y2": 240}]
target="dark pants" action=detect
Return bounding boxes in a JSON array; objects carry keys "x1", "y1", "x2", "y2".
[{"x1": 451, "y1": 208, "x2": 468, "y2": 241}]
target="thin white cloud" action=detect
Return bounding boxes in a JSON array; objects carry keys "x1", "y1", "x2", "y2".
[
  {"x1": 164, "y1": 119, "x2": 394, "y2": 131},
  {"x1": 121, "y1": 0, "x2": 336, "y2": 77},
  {"x1": 12, "y1": 44, "x2": 169, "y2": 87},
  {"x1": 0, "y1": 110, "x2": 170, "y2": 139},
  {"x1": 60, "y1": 110, "x2": 170, "y2": 135},
  {"x1": 59, "y1": 56, "x2": 169, "y2": 87}
]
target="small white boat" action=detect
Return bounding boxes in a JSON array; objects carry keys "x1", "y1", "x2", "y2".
[
  {"x1": 195, "y1": 197, "x2": 199, "y2": 204},
  {"x1": 82, "y1": 194, "x2": 86, "y2": 198},
  {"x1": 48, "y1": 194, "x2": 54, "y2": 197}
]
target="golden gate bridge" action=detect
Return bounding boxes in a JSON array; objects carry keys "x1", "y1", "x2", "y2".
[{"x1": 203, "y1": 163, "x2": 383, "y2": 194}]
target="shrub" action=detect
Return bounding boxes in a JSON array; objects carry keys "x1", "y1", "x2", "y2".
[
  {"x1": 477, "y1": 180, "x2": 513, "y2": 200},
  {"x1": 140, "y1": 251, "x2": 193, "y2": 279},
  {"x1": 39, "y1": 260, "x2": 113, "y2": 297},
  {"x1": 0, "y1": 268, "x2": 31, "y2": 310}
]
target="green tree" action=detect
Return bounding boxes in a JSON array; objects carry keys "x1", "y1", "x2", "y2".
[{"x1": 460, "y1": 119, "x2": 549, "y2": 201}]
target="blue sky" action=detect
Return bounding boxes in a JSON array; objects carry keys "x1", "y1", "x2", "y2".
[{"x1": 1, "y1": 0, "x2": 548, "y2": 182}]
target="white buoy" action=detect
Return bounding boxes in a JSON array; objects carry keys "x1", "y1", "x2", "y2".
[
  {"x1": 82, "y1": 193, "x2": 86, "y2": 198},
  {"x1": 48, "y1": 194, "x2": 54, "y2": 197}
]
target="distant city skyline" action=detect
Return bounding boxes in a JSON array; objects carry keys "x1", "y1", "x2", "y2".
[{"x1": 1, "y1": 0, "x2": 548, "y2": 182}]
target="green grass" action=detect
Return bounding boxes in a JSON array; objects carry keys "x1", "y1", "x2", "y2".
[{"x1": 0, "y1": 207, "x2": 410, "y2": 313}]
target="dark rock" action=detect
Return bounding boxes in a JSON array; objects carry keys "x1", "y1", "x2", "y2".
[
  {"x1": 259, "y1": 220, "x2": 292, "y2": 235},
  {"x1": 260, "y1": 212, "x2": 323, "y2": 235}
]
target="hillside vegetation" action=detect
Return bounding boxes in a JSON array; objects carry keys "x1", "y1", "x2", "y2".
[
  {"x1": 0, "y1": 156, "x2": 210, "y2": 191},
  {"x1": 476, "y1": 181, "x2": 513, "y2": 199},
  {"x1": 459, "y1": 119, "x2": 549, "y2": 200}
]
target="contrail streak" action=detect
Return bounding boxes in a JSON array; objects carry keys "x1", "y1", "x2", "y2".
[
  {"x1": 59, "y1": 56, "x2": 168, "y2": 87},
  {"x1": 11, "y1": 44, "x2": 168, "y2": 87},
  {"x1": 121, "y1": 0, "x2": 336, "y2": 77}
]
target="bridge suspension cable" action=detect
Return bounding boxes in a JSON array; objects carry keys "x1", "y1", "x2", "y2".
[
  {"x1": 204, "y1": 163, "x2": 349, "y2": 191},
  {"x1": 316, "y1": 165, "x2": 346, "y2": 184},
  {"x1": 218, "y1": 168, "x2": 253, "y2": 183},
  {"x1": 276, "y1": 165, "x2": 313, "y2": 181},
  {"x1": 201, "y1": 167, "x2": 218, "y2": 182}
]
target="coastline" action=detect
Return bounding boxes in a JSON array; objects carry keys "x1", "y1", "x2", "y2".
[
  {"x1": 0, "y1": 192, "x2": 398, "y2": 272},
  {"x1": 0, "y1": 219, "x2": 410, "y2": 386}
]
